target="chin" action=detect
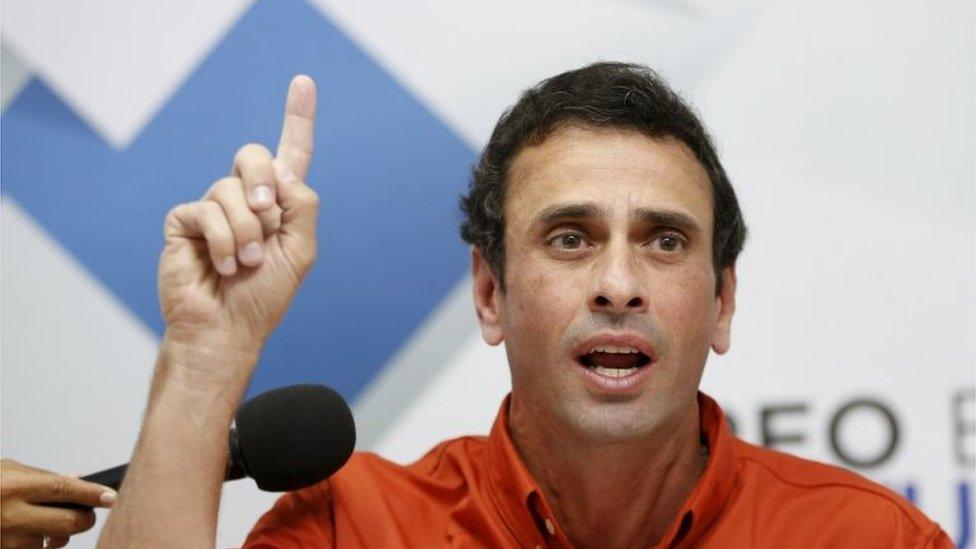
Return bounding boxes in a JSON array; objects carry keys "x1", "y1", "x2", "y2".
[{"x1": 558, "y1": 398, "x2": 665, "y2": 444}]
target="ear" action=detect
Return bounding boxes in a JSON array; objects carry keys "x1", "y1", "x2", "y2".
[
  {"x1": 711, "y1": 266, "x2": 737, "y2": 355},
  {"x1": 471, "y1": 247, "x2": 505, "y2": 346}
]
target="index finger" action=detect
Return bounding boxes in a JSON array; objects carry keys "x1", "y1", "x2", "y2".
[
  {"x1": 276, "y1": 74, "x2": 317, "y2": 182},
  {"x1": 26, "y1": 474, "x2": 115, "y2": 508}
]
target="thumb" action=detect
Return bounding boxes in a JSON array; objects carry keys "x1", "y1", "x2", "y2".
[{"x1": 273, "y1": 159, "x2": 319, "y2": 243}]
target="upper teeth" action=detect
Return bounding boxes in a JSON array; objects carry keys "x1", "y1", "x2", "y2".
[{"x1": 590, "y1": 345, "x2": 639, "y2": 354}]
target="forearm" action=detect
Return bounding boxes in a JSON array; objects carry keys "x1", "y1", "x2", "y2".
[{"x1": 97, "y1": 337, "x2": 257, "y2": 548}]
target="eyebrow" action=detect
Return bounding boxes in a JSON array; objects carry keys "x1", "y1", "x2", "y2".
[
  {"x1": 534, "y1": 203, "x2": 607, "y2": 225},
  {"x1": 533, "y1": 202, "x2": 702, "y2": 235},
  {"x1": 634, "y1": 208, "x2": 701, "y2": 236}
]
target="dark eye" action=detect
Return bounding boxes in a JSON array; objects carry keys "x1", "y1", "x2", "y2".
[
  {"x1": 548, "y1": 232, "x2": 585, "y2": 250},
  {"x1": 653, "y1": 233, "x2": 685, "y2": 253}
]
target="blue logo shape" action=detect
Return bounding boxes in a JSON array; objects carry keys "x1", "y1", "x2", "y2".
[{"x1": 1, "y1": 0, "x2": 475, "y2": 400}]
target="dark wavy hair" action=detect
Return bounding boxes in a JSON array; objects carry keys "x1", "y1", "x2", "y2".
[{"x1": 459, "y1": 62, "x2": 746, "y2": 293}]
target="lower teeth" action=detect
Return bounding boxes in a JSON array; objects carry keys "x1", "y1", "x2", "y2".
[{"x1": 592, "y1": 366, "x2": 638, "y2": 378}]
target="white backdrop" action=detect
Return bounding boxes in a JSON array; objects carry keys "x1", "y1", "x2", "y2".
[{"x1": 1, "y1": 0, "x2": 973, "y2": 547}]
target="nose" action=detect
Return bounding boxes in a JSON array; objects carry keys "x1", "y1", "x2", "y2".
[{"x1": 589, "y1": 243, "x2": 649, "y2": 315}]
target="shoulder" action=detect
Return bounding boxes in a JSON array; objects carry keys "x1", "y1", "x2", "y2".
[
  {"x1": 243, "y1": 435, "x2": 490, "y2": 547},
  {"x1": 733, "y1": 438, "x2": 923, "y2": 519},
  {"x1": 332, "y1": 434, "x2": 490, "y2": 490},
  {"x1": 243, "y1": 473, "x2": 336, "y2": 548},
  {"x1": 327, "y1": 435, "x2": 489, "y2": 509},
  {"x1": 729, "y1": 439, "x2": 949, "y2": 547}
]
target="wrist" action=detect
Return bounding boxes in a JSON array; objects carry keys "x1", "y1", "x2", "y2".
[
  {"x1": 152, "y1": 333, "x2": 262, "y2": 411},
  {"x1": 163, "y1": 325, "x2": 266, "y2": 359}
]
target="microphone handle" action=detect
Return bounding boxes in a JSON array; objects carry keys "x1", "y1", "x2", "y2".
[
  {"x1": 43, "y1": 428, "x2": 242, "y2": 510},
  {"x1": 82, "y1": 463, "x2": 128, "y2": 490}
]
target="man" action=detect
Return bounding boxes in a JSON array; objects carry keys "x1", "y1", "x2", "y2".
[{"x1": 98, "y1": 63, "x2": 951, "y2": 547}]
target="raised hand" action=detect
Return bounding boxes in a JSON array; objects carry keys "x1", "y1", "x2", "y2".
[
  {"x1": 158, "y1": 75, "x2": 319, "y2": 363},
  {"x1": 98, "y1": 75, "x2": 322, "y2": 549}
]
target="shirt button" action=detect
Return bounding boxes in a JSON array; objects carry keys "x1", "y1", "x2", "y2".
[
  {"x1": 544, "y1": 518, "x2": 556, "y2": 535},
  {"x1": 535, "y1": 545, "x2": 543, "y2": 549}
]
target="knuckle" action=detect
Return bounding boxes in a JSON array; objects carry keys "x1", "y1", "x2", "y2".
[
  {"x1": 211, "y1": 176, "x2": 242, "y2": 197},
  {"x1": 164, "y1": 203, "x2": 187, "y2": 226},
  {"x1": 164, "y1": 205, "x2": 179, "y2": 223},
  {"x1": 164, "y1": 202, "x2": 198, "y2": 236},
  {"x1": 235, "y1": 143, "x2": 272, "y2": 163},
  {"x1": 196, "y1": 205, "x2": 227, "y2": 236},
  {"x1": 51, "y1": 477, "x2": 70, "y2": 498},
  {"x1": 2, "y1": 471, "x2": 27, "y2": 496},
  {"x1": 201, "y1": 200, "x2": 223, "y2": 218},
  {"x1": 298, "y1": 187, "x2": 320, "y2": 209}
]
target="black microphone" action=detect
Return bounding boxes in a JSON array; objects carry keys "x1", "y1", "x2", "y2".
[{"x1": 51, "y1": 384, "x2": 356, "y2": 508}]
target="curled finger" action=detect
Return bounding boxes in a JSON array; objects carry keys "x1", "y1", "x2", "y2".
[
  {"x1": 233, "y1": 143, "x2": 277, "y2": 212},
  {"x1": 167, "y1": 201, "x2": 238, "y2": 276},
  {"x1": 207, "y1": 177, "x2": 265, "y2": 268},
  {"x1": 19, "y1": 505, "x2": 95, "y2": 538}
]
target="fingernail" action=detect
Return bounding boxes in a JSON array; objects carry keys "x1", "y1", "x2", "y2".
[
  {"x1": 100, "y1": 490, "x2": 117, "y2": 506},
  {"x1": 273, "y1": 159, "x2": 298, "y2": 183},
  {"x1": 240, "y1": 241, "x2": 263, "y2": 265},
  {"x1": 250, "y1": 185, "x2": 274, "y2": 208},
  {"x1": 217, "y1": 256, "x2": 237, "y2": 276}
]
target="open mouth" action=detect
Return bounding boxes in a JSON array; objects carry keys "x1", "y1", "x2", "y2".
[{"x1": 578, "y1": 345, "x2": 652, "y2": 378}]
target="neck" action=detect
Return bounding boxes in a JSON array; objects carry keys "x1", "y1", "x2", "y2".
[{"x1": 509, "y1": 398, "x2": 706, "y2": 549}]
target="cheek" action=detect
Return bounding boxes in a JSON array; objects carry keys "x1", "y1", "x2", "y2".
[
  {"x1": 504, "y1": 259, "x2": 580, "y2": 346},
  {"x1": 655, "y1": 268, "x2": 717, "y2": 343}
]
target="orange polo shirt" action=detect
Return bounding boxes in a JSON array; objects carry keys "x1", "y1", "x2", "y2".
[{"x1": 243, "y1": 393, "x2": 951, "y2": 548}]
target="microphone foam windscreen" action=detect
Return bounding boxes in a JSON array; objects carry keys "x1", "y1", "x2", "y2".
[{"x1": 235, "y1": 384, "x2": 356, "y2": 492}]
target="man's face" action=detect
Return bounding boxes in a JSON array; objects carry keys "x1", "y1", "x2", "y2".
[{"x1": 472, "y1": 124, "x2": 735, "y2": 442}]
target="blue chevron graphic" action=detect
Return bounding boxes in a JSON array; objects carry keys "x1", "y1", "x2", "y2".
[{"x1": 0, "y1": 0, "x2": 475, "y2": 400}]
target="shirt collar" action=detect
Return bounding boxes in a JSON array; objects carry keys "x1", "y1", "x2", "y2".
[
  {"x1": 484, "y1": 394, "x2": 554, "y2": 546},
  {"x1": 661, "y1": 392, "x2": 740, "y2": 547},
  {"x1": 484, "y1": 392, "x2": 739, "y2": 548}
]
